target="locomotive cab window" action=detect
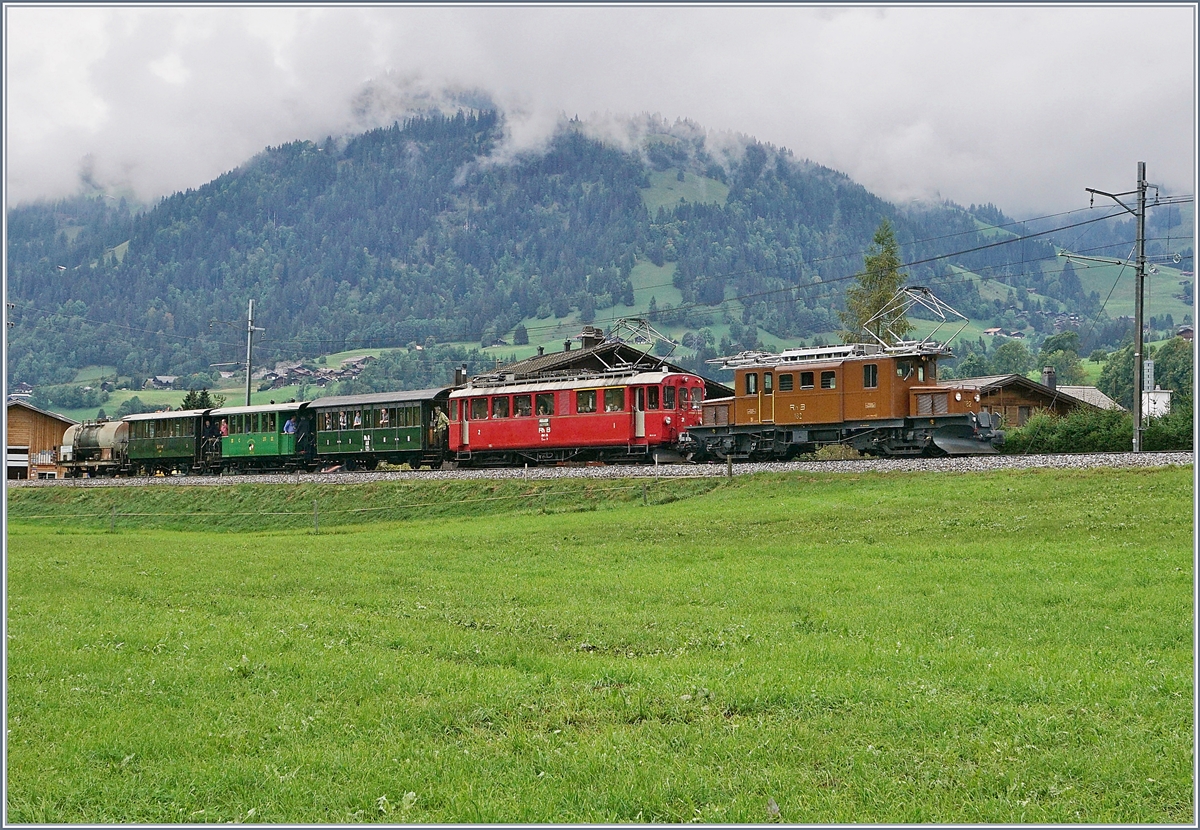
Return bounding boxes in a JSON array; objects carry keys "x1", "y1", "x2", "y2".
[
  {"x1": 764, "y1": 373, "x2": 773, "y2": 395},
  {"x1": 604, "y1": 388, "x2": 624, "y2": 412},
  {"x1": 576, "y1": 389, "x2": 596, "y2": 414},
  {"x1": 470, "y1": 398, "x2": 489, "y2": 420},
  {"x1": 800, "y1": 372, "x2": 815, "y2": 389},
  {"x1": 663, "y1": 386, "x2": 676, "y2": 409},
  {"x1": 778, "y1": 373, "x2": 794, "y2": 392},
  {"x1": 647, "y1": 386, "x2": 659, "y2": 410},
  {"x1": 821, "y1": 371, "x2": 836, "y2": 390},
  {"x1": 864, "y1": 364, "x2": 878, "y2": 389},
  {"x1": 896, "y1": 360, "x2": 913, "y2": 380},
  {"x1": 515, "y1": 395, "x2": 532, "y2": 417},
  {"x1": 745, "y1": 373, "x2": 758, "y2": 395},
  {"x1": 492, "y1": 396, "x2": 510, "y2": 418}
]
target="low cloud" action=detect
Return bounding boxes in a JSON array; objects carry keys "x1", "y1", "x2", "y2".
[{"x1": 5, "y1": 6, "x2": 1194, "y2": 216}]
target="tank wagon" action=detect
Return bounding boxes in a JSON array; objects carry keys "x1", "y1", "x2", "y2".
[{"x1": 60, "y1": 419, "x2": 130, "y2": 477}]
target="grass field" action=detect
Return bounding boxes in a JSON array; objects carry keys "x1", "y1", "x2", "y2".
[{"x1": 6, "y1": 466, "x2": 1194, "y2": 823}]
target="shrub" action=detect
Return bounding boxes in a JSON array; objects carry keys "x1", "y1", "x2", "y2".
[{"x1": 1002, "y1": 404, "x2": 1192, "y2": 453}]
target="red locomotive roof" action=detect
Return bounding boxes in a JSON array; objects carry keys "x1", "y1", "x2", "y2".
[{"x1": 449, "y1": 371, "x2": 689, "y2": 399}]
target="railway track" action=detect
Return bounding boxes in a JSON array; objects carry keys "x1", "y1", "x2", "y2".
[{"x1": 10, "y1": 451, "x2": 1193, "y2": 488}]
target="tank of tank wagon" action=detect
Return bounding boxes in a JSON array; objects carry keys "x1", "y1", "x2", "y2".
[{"x1": 61, "y1": 420, "x2": 130, "y2": 476}]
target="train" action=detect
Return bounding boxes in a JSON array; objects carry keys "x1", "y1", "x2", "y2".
[
  {"x1": 57, "y1": 291, "x2": 1005, "y2": 476},
  {"x1": 59, "y1": 352, "x2": 1001, "y2": 478}
]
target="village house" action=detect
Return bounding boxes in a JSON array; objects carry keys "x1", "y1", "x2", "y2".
[{"x1": 6, "y1": 399, "x2": 76, "y2": 479}]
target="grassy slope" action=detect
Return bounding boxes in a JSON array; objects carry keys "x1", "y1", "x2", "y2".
[{"x1": 6, "y1": 466, "x2": 1193, "y2": 823}]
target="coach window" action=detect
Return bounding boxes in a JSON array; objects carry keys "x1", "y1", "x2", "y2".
[
  {"x1": 821, "y1": 371, "x2": 837, "y2": 390},
  {"x1": 604, "y1": 388, "x2": 624, "y2": 412},
  {"x1": 515, "y1": 395, "x2": 532, "y2": 417},
  {"x1": 864, "y1": 364, "x2": 878, "y2": 389},
  {"x1": 471, "y1": 398, "x2": 489, "y2": 420},
  {"x1": 576, "y1": 389, "x2": 596, "y2": 414},
  {"x1": 745, "y1": 373, "x2": 758, "y2": 395},
  {"x1": 778, "y1": 373, "x2": 794, "y2": 392},
  {"x1": 268, "y1": 413, "x2": 277, "y2": 432},
  {"x1": 800, "y1": 371, "x2": 814, "y2": 390},
  {"x1": 764, "y1": 373, "x2": 773, "y2": 395},
  {"x1": 663, "y1": 385, "x2": 676, "y2": 409},
  {"x1": 647, "y1": 386, "x2": 659, "y2": 410},
  {"x1": 338, "y1": 411, "x2": 348, "y2": 430},
  {"x1": 535, "y1": 393, "x2": 555, "y2": 416},
  {"x1": 492, "y1": 396, "x2": 510, "y2": 418}
]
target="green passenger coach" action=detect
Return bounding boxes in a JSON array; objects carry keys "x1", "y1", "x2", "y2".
[
  {"x1": 308, "y1": 388, "x2": 452, "y2": 470},
  {"x1": 124, "y1": 409, "x2": 208, "y2": 475},
  {"x1": 211, "y1": 402, "x2": 308, "y2": 473}
]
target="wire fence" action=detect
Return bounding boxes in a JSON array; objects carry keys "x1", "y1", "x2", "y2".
[{"x1": 9, "y1": 477, "x2": 723, "y2": 533}]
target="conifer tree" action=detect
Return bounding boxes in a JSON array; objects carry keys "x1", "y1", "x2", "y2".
[{"x1": 839, "y1": 220, "x2": 912, "y2": 343}]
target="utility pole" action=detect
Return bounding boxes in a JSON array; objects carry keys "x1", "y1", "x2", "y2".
[
  {"x1": 1084, "y1": 162, "x2": 1150, "y2": 452},
  {"x1": 244, "y1": 299, "x2": 265, "y2": 407}
]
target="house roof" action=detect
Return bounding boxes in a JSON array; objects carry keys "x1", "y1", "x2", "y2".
[
  {"x1": 488, "y1": 340, "x2": 734, "y2": 399},
  {"x1": 1058, "y1": 386, "x2": 1125, "y2": 411},
  {"x1": 5, "y1": 399, "x2": 78, "y2": 425}
]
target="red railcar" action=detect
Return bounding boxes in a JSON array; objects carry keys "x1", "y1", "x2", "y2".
[{"x1": 448, "y1": 371, "x2": 705, "y2": 465}]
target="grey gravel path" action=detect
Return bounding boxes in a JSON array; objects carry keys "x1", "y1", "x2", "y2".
[{"x1": 10, "y1": 452, "x2": 1192, "y2": 488}]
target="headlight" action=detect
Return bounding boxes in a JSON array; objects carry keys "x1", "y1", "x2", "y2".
[{"x1": 955, "y1": 392, "x2": 962, "y2": 401}]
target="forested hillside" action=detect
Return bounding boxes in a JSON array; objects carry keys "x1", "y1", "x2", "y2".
[{"x1": 6, "y1": 110, "x2": 1189, "y2": 394}]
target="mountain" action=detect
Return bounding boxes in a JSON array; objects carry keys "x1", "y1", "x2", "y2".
[{"x1": 6, "y1": 110, "x2": 1190, "y2": 396}]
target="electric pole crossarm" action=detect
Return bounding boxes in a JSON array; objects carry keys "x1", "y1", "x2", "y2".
[
  {"x1": 1056, "y1": 252, "x2": 1131, "y2": 268},
  {"x1": 1085, "y1": 187, "x2": 1137, "y2": 216}
]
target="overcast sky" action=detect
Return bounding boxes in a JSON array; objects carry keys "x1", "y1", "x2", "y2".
[{"x1": 5, "y1": 4, "x2": 1196, "y2": 218}]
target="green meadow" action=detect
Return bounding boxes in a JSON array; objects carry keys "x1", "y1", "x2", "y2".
[{"x1": 5, "y1": 466, "x2": 1194, "y2": 823}]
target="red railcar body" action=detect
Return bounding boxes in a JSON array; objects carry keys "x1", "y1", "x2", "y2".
[{"x1": 448, "y1": 371, "x2": 705, "y2": 465}]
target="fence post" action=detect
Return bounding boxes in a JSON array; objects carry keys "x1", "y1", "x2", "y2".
[
  {"x1": 726, "y1": 456, "x2": 733, "y2": 480},
  {"x1": 313, "y1": 500, "x2": 319, "y2": 535},
  {"x1": 642, "y1": 481, "x2": 648, "y2": 506},
  {"x1": 110, "y1": 505, "x2": 116, "y2": 533}
]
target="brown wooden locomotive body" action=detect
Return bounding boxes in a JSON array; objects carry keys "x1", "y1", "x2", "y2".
[{"x1": 683, "y1": 342, "x2": 1003, "y2": 459}]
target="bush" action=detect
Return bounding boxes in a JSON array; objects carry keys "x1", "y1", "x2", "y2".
[
  {"x1": 1002, "y1": 404, "x2": 1192, "y2": 454},
  {"x1": 1001, "y1": 408, "x2": 1132, "y2": 454},
  {"x1": 1144, "y1": 401, "x2": 1193, "y2": 451}
]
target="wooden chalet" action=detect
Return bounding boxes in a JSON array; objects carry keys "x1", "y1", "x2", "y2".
[
  {"x1": 952, "y1": 372, "x2": 1113, "y2": 427},
  {"x1": 6, "y1": 399, "x2": 77, "y2": 479},
  {"x1": 485, "y1": 325, "x2": 733, "y2": 400}
]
